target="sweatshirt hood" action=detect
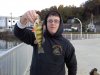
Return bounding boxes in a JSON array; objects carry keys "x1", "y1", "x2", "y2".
[{"x1": 43, "y1": 11, "x2": 63, "y2": 38}]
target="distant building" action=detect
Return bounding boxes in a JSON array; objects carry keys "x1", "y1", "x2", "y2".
[
  {"x1": 0, "y1": 17, "x2": 7, "y2": 28},
  {"x1": 63, "y1": 23, "x2": 80, "y2": 32},
  {"x1": 0, "y1": 16, "x2": 19, "y2": 28},
  {"x1": 87, "y1": 22, "x2": 96, "y2": 32},
  {"x1": 87, "y1": 13, "x2": 96, "y2": 32},
  {"x1": 95, "y1": 22, "x2": 100, "y2": 32}
]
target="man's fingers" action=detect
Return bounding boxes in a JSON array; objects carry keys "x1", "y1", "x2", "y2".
[
  {"x1": 26, "y1": 10, "x2": 39, "y2": 24},
  {"x1": 26, "y1": 11, "x2": 34, "y2": 23},
  {"x1": 21, "y1": 10, "x2": 39, "y2": 24}
]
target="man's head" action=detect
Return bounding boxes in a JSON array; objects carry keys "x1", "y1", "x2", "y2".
[{"x1": 44, "y1": 11, "x2": 63, "y2": 36}]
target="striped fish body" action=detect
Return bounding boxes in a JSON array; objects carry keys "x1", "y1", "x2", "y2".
[{"x1": 32, "y1": 17, "x2": 43, "y2": 48}]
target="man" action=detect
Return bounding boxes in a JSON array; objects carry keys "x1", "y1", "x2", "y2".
[{"x1": 14, "y1": 10, "x2": 77, "y2": 75}]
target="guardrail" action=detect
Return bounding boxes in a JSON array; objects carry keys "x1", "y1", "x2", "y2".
[
  {"x1": 0, "y1": 43, "x2": 33, "y2": 75},
  {"x1": 62, "y1": 34, "x2": 100, "y2": 40}
]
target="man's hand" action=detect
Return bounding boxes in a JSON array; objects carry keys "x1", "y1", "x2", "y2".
[{"x1": 20, "y1": 10, "x2": 38, "y2": 25}]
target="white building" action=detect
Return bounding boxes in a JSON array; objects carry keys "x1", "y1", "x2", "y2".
[
  {"x1": 87, "y1": 22, "x2": 96, "y2": 31},
  {"x1": 0, "y1": 16, "x2": 19, "y2": 28},
  {"x1": 87, "y1": 14, "x2": 96, "y2": 32},
  {"x1": 0, "y1": 17, "x2": 7, "y2": 27}
]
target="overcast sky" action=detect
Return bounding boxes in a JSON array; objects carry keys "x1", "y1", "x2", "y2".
[{"x1": 0, "y1": 0, "x2": 88, "y2": 17}]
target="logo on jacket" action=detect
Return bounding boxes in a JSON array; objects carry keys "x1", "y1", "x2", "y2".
[{"x1": 52, "y1": 45, "x2": 62, "y2": 55}]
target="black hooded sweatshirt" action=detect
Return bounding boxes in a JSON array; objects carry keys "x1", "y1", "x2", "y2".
[{"x1": 14, "y1": 11, "x2": 77, "y2": 75}]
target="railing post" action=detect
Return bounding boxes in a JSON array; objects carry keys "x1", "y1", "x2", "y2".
[
  {"x1": 87, "y1": 34, "x2": 88, "y2": 39},
  {"x1": 71, "y1": 33, "x2": 72, "y2": 40}
]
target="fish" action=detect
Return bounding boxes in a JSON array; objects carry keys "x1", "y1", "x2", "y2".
[{"x1": 32, "y1": 16, "x2": 43, "y2": 49}]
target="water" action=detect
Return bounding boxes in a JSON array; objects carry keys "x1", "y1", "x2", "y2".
[{"x1": 0, "y1": 39, "x2": 21, "y2": 51}]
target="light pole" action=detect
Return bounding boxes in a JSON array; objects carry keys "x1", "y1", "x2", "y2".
[
  {"x1": 72, "y1": 18, "x2": 83, "y2": 39},
  {"x1": 10, "y1": 12, "x2": 12, "y2": 28}
]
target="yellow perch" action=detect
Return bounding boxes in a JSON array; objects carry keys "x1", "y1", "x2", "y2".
[{"x1": 32, "y1": 17, "x2": 43, "y2": 48}]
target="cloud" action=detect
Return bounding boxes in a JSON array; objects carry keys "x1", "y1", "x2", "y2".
[{"x1": 0, "y1": 0, "x2": 87, "y2": 17}]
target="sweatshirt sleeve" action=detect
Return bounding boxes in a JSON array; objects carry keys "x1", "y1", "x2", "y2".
[
  {"x1": 14, "y1": 23, "x2": 36, "y2": 46},
  {"x1": 64, "y1": 40, "x2": 77, "y2": 75}
]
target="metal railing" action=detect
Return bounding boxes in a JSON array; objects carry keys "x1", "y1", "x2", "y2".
[
  {"x1": 0, "y1": 43, "x2": 33, "y2": 75},
  {"x1": 62, "y1": 33, "x2": 100, "y2": 40}
]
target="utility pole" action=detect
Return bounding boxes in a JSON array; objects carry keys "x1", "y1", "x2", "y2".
[{"x1": 10, "y1": 12, "x2": 12, "y2": 28}]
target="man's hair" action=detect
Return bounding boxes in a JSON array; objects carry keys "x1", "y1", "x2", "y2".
[{"x1": 47, "y1": 11, "x2": 60, "y2": 18}]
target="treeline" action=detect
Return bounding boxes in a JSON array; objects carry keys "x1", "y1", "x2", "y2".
[{"x1": 37, "y1": 0, "x2": 100, "y2": 24}]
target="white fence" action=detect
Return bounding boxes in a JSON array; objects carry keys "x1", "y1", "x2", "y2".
[
  {"x1": 63, "y1": 33, "x2": 100, "y2": 40},
  {"x1": 0, "y1": 43, "x2": 33, "y2": 75}
]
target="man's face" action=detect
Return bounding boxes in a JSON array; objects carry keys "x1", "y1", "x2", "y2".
[{"x1": 47, "y1": 16, "x2": 60, "y2": 35}]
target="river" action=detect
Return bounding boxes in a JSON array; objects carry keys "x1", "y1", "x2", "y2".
[{"x1": 0, "y1": 38, "x2": 21, "y2": 51}]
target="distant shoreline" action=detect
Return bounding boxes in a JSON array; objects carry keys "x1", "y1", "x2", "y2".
[
  {"x1": 0, "y1": 31, "x2": 14, "y2": 38},
  {"x1": 0, "y1": 31, "x2": 21, "y2": 42}
]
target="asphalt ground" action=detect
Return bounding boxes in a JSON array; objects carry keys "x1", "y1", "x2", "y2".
[{"x1": 70, "y1": 38, "x2": 100, "y2": 75}]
